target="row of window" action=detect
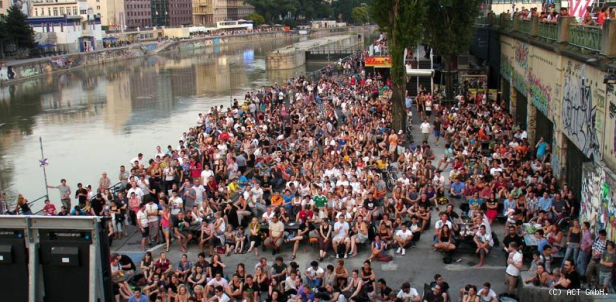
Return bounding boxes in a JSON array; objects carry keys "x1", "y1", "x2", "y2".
[
  {"x1": 34, "y1": 7, "x2": 78, "y2": 17},
  {"x1": 39, "y1": 22, "x2": 93, "y2": 33}
]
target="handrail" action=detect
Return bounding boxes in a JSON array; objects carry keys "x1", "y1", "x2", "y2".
[
  {"x1": 537, "y1": 22, "x2": 558, "y2": 42},
  {"x1": 569, "y1": 24, "x2": 602, "y2": 52},
  {"x1": 517, "y1": 19, "x2": 532, "y2": 35}
]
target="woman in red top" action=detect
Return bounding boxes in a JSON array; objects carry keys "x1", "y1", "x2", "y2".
[{"x1": 160, "y1": 205, "x2": 171, "y2": 252}]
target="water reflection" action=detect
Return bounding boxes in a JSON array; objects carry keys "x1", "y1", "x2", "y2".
[{"x1": 0, "y1": 35, "x2": 314, "y2": 209}]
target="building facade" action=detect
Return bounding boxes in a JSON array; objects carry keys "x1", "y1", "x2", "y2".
[
  {"x1": 191, "y1": 0, "x2": 212, "y2": 25},
  {"x1": 125, "y1": 0, "x2": 150, "y2": 29},
  {"x1": 150, "y1": 0, "x2": 168, "y2": 26},
  {"x1": 168, "y1": 0, "x2": 192, "y2": 26},
  {"x1": 31, "y1": 0, "x2": 80, "y2": 17},
  {"x1": 0, "y1": 0, "x2": 11, "y2": 19},
  {"x1": 87, "y1": 0, "x2": 125, "y2": 30},
  {"x1": 225, "y1": 0, "x2": 252, "y2": 21},
  {"x1": 191, "y1": 0, "x2": 253, "y2": 26},
  {"x1": 476, "y1": 15, "x2": 616, "y2": 241}
]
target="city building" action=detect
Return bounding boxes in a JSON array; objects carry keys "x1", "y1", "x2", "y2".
[
  {"x1": 151, "y1": 0, "x2": 168, "y2": 26},
  {"x1": 31, "y1": 0, "x2": 80, "y2": 17},
  {"x1": 168, "y1": 0, "x2": 192, "y2": 26},
  {"x1": 191, "y1": 0, "x2": 253, "y2": 26},
  {"x1": 28, "y1": 2, "x2": 103, "y2": 52},
  {"x1": 0, "y1": 0, "x2": 11, "y2": 19},
  {"x1": 192, "y1": 0, "x2": 212, "y2": 25},
  {"x1": 88, "y1": 0, "x2": 126, "y2": 30},
  {"x1": 225, "y1": 0, "x2": 252, "y2": 20},
  {"x1": 125, "y1": 0, "x2": 151, "y2": 29}
]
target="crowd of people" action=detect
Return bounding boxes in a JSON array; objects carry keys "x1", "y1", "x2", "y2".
[
  {"x1": 511, "y1": 5, "x2": 616, "y2": 26},
  {"x1": 3, "y1": 32, "x2": 616, "y2": 302}
]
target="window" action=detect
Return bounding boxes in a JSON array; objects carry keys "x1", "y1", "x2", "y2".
[
  {"x1": 60, "y1": 7, "x2": 64, "y2": 15},
  {"x1": 73, "y1": 7, "x2": 77, "y2": 15},
  {"x1": 35, "y1": 8, "x2": 38, "y2": 16},
  {"x1": 53, "y1": 8, "x2": 58, "y2": 16}
]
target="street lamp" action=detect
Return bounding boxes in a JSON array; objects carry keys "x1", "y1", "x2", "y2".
[{"x1": 229, "y1": 62, "x2": 236, "y2": 108}]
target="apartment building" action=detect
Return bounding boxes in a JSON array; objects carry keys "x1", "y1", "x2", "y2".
[
  {"x1": 192, "y1": 0, "x2": 253, "y2": 26},
  {"x1": 125, "y1": 0, "x2": 151, "y2": 28}
]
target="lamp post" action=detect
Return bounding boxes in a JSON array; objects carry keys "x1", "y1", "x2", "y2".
[{"x1": 229, "y1": 62, "x2": 236, "y2": 108}]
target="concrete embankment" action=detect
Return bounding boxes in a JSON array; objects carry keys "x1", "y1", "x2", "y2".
[
  {"x1": 266, "y1": 34, "x2": 362, "y2": 70},
  {"x1": 0, "y1": 27, "x2": 368, "y2": 86}
]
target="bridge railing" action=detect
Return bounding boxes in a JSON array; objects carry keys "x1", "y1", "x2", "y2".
[{"x1": 482, "y1": 12, "x2": 615, "y2": 56}]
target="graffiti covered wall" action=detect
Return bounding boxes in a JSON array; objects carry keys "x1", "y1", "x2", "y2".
[
  {"x1": 561, "y1": 61, "x2": 604, "y2": 160},
  {"x1": 581, "y1": 162, "x2": 616, "y2": 242}
]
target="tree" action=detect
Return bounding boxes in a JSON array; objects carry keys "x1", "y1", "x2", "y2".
[
  {"x1": 243, "y1": 0, "x2": 299, "y2": 24},
  {"x1": 370, "y1": 0, "x2": 427, "y2": 132},
  {"x1": 246, "y1": 12, "x2": 266, "y2": 26},
  {"x1": 4, "y1": 5, "x2": 36, "y2": 50},
  {"x1": 351, "y1": 6, "x2": 369, "y2": 25},
  {"x1": 424, "y1": 0, "x2": 481, "y2": 102}
]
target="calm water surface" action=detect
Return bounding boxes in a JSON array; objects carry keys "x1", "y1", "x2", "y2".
[{"x1": 0, "y1": 35, "x2": 327, "y2": 211}]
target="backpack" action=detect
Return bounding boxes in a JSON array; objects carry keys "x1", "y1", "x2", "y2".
[{"x1": 443, "y1": 256, "x2": 452, "y2": 264}]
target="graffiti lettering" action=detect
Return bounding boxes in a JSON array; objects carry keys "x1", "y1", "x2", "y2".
[
  {"x1": 561, "y1": 64, "x2": 601, "y2": 159},
  {"x1": 513, "y1": 41, "x2": 529, "y2": 70},
  {"x1": 610, "y1": 102, "x2": 616, "y2": 119},
  {"x1": 581, "y1": 163, "x2": 616, "y2": 241}
]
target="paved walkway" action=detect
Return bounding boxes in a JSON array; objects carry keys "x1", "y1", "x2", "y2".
[{"x1": 112, "y1": 105, "x2": 508, "y2": 300}]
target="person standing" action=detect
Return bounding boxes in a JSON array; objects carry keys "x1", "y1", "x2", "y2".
[
  {"x1": 505, "y1": 242, "x2": 523, "y2": 295},
  {"x1": 47, "y1": 179, "x2": 72, "y2": 210},
  {"x1": 598, "y1": 241, "x2": 616, "y2": 291},
  {"x1": 99, "y1": 172, "x2": 111, "y2": 193},
  {"x1": 136, "y1": 203, "x2": 149, "y2": 251},
  {"x1": 585, "y1": 229, "x2": 607, "y2": 288},
  {"x1": 145, "y1": 199, "x2": 160, "y2": 245},
  {"x1": 119, "y1": 166, "x2": 130, "y2": 191},
  {"x1": 576, "y1": 222, "x2": 593, "y2": 277},
  {"x1": 420, "y1": 118, "x2": 432, "y2": 143}
]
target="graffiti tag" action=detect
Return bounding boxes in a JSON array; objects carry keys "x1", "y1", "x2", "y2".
[{"x1": 561, "y1": 64, "x2": 601, "y2": 159}]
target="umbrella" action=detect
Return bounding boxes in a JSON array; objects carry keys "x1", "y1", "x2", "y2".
[
  {"x1": 103, "y1": 37, "x2": 119, "y2": 41},
  {"x1": 37, "y1": 44, "x2": 57, "y2": 48}
]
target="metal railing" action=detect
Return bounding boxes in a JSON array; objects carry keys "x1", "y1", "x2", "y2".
[
  {"x1": 27, "y1": 195, "x2": 50, "y2": 214},
  {"x1": 501, "y1": 17, "x2": 513, "y2": 31},
  {"x1": 569, "y1": 25, "x2": 602, "y2": 52},
  {"x1": 25, "y1": 181, "x2": 124, "y2": 215},
  {"x1": 475, "y1": 15, "x2": 489, "y2": 26},
  {"x1": 518, "y1": 19, "x2": 532, "y2": 35},
  {"x1": 537, "y1": 22, "x2": 559, "y2": 42}
]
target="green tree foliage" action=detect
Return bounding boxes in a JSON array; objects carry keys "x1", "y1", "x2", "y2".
[
  {"x1": 243, "y1": 0, "x2": 299, "y2": 24},
  {"x1": 424, "y1": 0, "x2": 482, "y2": 100},
  {"x1": 351, "y1": 6, "x2": 369, "y2": 25},
  {"x1": 370, "y1": 0, "x2": 426, "y2": 131},
  {"x1": 246, "y1": 12, "x2": 266, "y2": 25},
  {"x1": 3, "y1": 5, "x2": 36, "y2": 50},
  {"x1": 295, "y1": 0, "x2": 333, "y2": 21},
  {"x1": 332, "y1": 0, "x2": 371, "y2": 23}
]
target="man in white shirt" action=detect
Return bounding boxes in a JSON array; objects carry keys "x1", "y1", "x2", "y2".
[
  {"x1": 145, "y1": 199, "x2": 160, "y2": 245},
  {"x1": 127, "y1": 182, "x2": 145, "y2": 202},
  {"x1": 169, "y1": 191, "x2": 183, "y2": 216},
  {"x1": 136, "y1": 203, "x2": 149, "y2": 251},
  {"x1": 396, "y1": 282, "x2": 420, "y2": 302},
  {"x1": 474, "y1": 225, "x2": 494, "y2": 267},
  {"x1": 477, "y1": 282, "x2": 498, "y2": 302},
  {"x1": 333, "y1": 215, "x2": 351, "y2": 258},
  {"x1": 249, "y1": 184, "x2": 266, "y2": 216},
  {"x1": 192, "y1": 179, "x2": 206, "y2": 208},
  {"x1": 505, "y1": 242, "x2": 523, "y2": 294},
  {"x1": 420, "y1": 118, "x2": 431, "y2": 143},
  {"x1": 200, "y1": 165, "x2": 214, "y2": 184},
  {"x1": 261, "y1": 207, "x2": 276, "y2": 223},
  {"x1": 394, "y1": 224, "x2": 413, "y2": 256},
  {"x1": 130, "y1": 153, "x2": 144, "y2": 168},
  {"x1": 304, "y1": 261, "x2": 325, "y2": 289}
]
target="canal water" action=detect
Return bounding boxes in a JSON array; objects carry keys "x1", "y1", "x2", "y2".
[{"x1": 0, "y1": 35, "x2": 333, "y2": 211}]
